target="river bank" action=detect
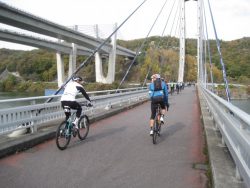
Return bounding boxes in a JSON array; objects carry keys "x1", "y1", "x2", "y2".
[{"x1": 212, "y1": 85, "x2": 250, "y2": 100}]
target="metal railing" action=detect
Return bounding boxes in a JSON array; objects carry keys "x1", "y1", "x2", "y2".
[
  {"x1": 199, "y1": 86, "x2": 250, "y2": 186},
  {"x1": 0, "y1": 87, "x2": 148, "y2": 135}
]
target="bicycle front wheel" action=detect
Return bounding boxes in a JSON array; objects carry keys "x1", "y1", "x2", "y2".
[
  {"x1": 152, "y1": 121, "x2": 159, "y2": 144},
  {"x1": 152, "y1": 130, "x2": 157, "y2": 144},
  {"x1": 78, "y1": 115, "x2": 90, "y2": 140},
  {"x1": 56, "y1": 121, "x2": 71, "y2": 150}
]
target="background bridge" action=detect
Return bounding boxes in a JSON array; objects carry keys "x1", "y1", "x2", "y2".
[{"x1": 0, "y1": 0, "x2": 249, "y2": 187}]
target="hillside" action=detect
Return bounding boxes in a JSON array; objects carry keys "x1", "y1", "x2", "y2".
[
  {"x1": 0, "y1": 36, "x2": 249, "y2": 92},
  {"x1": 118, "y1": 36, "x2": 250, "y2": 83}
]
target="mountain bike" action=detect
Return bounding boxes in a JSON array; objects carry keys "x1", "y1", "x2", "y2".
[
  {"x1": 56, "y1": 102, "x2": 91, "y2": 150},
  {"x1": 152, "y1": 104, "x2": 163, "y2": 144}
]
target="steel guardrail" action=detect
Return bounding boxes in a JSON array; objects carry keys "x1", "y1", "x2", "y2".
[
  {"x1": 0, "y1": 87, "x2": 148, "y2": 135},
  {"x1": 199, "y1": 86, "x2": 250, "y2": 186}
]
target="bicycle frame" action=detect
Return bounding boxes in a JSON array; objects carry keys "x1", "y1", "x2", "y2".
[
  {"x1": 56, "y1": 102, "x2": 90, "y2": 150},
  {"x1": 65, "y1": 112, "x2": 76, "y2": 136}
]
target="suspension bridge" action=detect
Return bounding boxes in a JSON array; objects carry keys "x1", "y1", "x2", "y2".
[{"x1": 0, "y1": 0, "x2": 249, "y2": 187}]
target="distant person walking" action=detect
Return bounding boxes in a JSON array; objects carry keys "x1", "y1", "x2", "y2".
[{"x1": 170, "y1": 82, "x2": 175, "y2": 95}]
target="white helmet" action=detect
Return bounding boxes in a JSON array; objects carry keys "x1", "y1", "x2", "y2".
[
  {"x1": 151, "y1": 74, "x2": 161, "y2": 79},
  {"x1": 72, "y1": 76, "x2": 83, "y2": 82}
]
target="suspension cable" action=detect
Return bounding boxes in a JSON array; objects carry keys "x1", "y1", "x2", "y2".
[
  {"x1": 173, "y1": 4, "x2": 182, "y2": 39},
  {"x1": 206, "y1": 0, "x2": 231, "y2": 102},
  {"x1": 46, "y1": 0, "x2": 148, "y2": 102},
  {"x1": 159, "y1": 0, "x2": 178, "y2": 40},
  {"x1": 202, "y1": 1, "x2": 214, "y2": 92},
  {"x1": 157, "y1": 0, "x2": 179, "y2": 75},
  {"x1": 116, "y1": 0, "x2": 169, "y2": 91},
  {"x1": 204, "y1": 34, "x2": 207, "y2": 87},
  {"x1": 142, "y1": 0, "x2": 180, "y2": 86}
]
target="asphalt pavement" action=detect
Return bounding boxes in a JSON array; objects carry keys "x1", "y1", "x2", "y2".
[{"x1": 0, "y1": 86, "x2": 245, "y2": 188}]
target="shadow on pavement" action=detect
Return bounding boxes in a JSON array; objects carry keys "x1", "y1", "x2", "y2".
[
  {"x1": 66, "y1": 126, "x2": 127, "y2": 150},
  {"x1": 157, "y1": 122, "x2": 185, "y2": 143}
]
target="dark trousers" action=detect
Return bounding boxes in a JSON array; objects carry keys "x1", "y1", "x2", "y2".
[
  {"x1": 61, "y1": 101, "x2": 82, "y2": 120},
  {"x1": 150, "y1": 96, "x2": 165, "y2": 119}
]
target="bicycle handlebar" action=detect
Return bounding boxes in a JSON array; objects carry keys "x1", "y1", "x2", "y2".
[{"x1": 79, "y1": 101, "x2": 93, "y2": 107}]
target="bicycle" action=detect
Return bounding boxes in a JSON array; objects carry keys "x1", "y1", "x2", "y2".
[
  {"x1": 152, "y1": 104, "x2": 163, "y2": 144},
  {"x1": 56, "y1": 102, "x2": 91, "y2": 150}
]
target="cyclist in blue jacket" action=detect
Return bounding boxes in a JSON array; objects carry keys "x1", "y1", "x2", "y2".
[{"x1": 148, "y1": 74, "x2": 168, "y2": 135}]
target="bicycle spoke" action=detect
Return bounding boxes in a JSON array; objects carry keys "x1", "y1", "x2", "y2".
[{"x1": 56, "y1": 121, "x2": 71, "y2": 150}]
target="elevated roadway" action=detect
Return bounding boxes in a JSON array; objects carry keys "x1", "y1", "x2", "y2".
[
  {"x1": 0, "y1": 29, "x2": 93, "y2": 56},
  {"x1": 0, "y1": 2, "x2": 136, "y2": 57}
]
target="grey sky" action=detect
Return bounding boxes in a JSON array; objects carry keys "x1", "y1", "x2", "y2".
[{"x1": 0, "y1": 0, "x2": 249, "y2": 50}]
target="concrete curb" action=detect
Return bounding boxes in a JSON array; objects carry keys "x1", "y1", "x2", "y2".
[
  {"x1": 198, "y1": 89, "x2": 245, "y2": 188},
  {"x1": 0, "y1": 99, "x2": 148, "y2": 158}
]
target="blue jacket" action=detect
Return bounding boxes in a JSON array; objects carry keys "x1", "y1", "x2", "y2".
[{"x1": 148, "y1": 81, "x2": 168, "y2": 102}]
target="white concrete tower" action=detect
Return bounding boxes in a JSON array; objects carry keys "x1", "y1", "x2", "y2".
[
  {"x1": 95, "y1": 23, "x2": 117, "y2": 84},
  {"x1": 56, "y1": 51, "x2": 64, "y2": 87},
  {"x1": 56, "y1": 25, "x2": 78, "y2": 87},
  {"x1": 68, "y1": 25, "x2": 78, "y2": 78},
  {"x1": 178, "y1": 0, "x2": 186, "y2": 82},
  {"x1": 197, "y1": 0, "x2": 203, "y2": 83}
]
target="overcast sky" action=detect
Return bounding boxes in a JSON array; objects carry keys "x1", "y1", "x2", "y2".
[{"x1": 0, "y1": 0, "x2": 249, "y2": 50}]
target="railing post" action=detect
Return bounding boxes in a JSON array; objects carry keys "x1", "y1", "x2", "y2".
[
  {"x1": 105, "y1": 102, "x2": 112, "y2": 110},
  {"x1": 235, "y1": 166, "x2": 242, "y2": 181},
  {"x1": 30, "y1": 100, "x2": 37, "y2": 133},
  {"x1": 214, "y1": 121, "x2": 219, "y2": 131},
  {"x1": 221, "y1": 137, "x2": 226, "y2": 147}
]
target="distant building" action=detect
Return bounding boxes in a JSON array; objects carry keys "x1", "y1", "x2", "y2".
[{"x1": 0, "y1": 68, "x2": 23, "y2": 81}]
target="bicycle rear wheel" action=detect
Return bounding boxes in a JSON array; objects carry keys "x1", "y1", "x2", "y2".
[
  {"x1": 56, "y1": 121, "x2": 71, "y2": 150},
  {"x1": 152, "y1": 122, "x2": 158, "y2": 144},
  {"x1": 78, "y1": 115, "x2": 90, "y2": 140},
  {"x1": 158, "y1": 123, "x2": 162, "y2": 136}
]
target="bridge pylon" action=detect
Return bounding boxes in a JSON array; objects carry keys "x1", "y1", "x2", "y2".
[
  {"x1": 56, "y1": 26, "x2": 78, "y2": 87},
  {"x1": 178, "y1": 0, "x2": 198, "y2": 83},
  {"x1": 178, "y1": 0, "x2": 186, "y2": 83},
  {"x1": 95, "y1": 23, "x2": 117, "y2": 84},
  {"x1": 56, "y1": 51, "x2": 65, "y2": 87}
]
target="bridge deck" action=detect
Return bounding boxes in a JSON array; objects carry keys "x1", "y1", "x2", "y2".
[{"x1": 0, "y1": 87, "x2": 208, "y2": 188}]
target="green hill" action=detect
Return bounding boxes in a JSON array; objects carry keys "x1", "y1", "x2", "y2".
[{"x1": 0, "y1": 36, "x2": 249, "y2": 92}]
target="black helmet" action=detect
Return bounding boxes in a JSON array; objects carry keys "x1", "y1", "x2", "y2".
[{"x1": 72, "y1": 76, "x2": 82, "y2": 82}]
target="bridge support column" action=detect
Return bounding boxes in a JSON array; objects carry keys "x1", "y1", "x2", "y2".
[
  {"x1": 106, "y1": 23, "x2": 117, "y2": 83},
  {"x1": 56, "y1": 52, "x2": 65, "y2": 87},
  {"x1": 95, "y1": 23, "x2": 117, "y2": 84},
  {"x1": 68, "y1": 25, "x2": 78, "y2": 78},
  {"x1": 197, "y1": 0, "x2": 203, "y2": 84},
  {"x1": 178, "y1": 0, "x2": 186, "y2": 83},
  {"x1": 69, "y1": 43, "x2": 77, "y2": 78},
  {"x1": 95, "y1": 52, "x2": 105, "y2": 82}
]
